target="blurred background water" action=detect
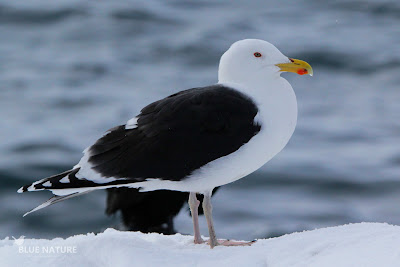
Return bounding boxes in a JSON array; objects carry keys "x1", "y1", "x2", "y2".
[{"x1": 1, "y1": 0, "x2": 400, "y2": 241}]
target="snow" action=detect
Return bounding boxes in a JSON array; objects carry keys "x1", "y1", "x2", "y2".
[{"x1": 1, "y1": 223, "x2": 400, "y2": 267}]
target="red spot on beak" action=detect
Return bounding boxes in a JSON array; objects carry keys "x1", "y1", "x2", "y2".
[{"x1": 297, "y1": 68, "x2": 308, "y2": 75}]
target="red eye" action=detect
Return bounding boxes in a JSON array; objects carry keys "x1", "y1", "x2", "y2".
[{"x1": 254, "y1": 52, "x2": 262, "y2": 58}]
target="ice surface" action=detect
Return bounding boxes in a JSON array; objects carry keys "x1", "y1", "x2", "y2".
[{"x1": 1, "y1": 223, "x2": 399, "y2": 267}]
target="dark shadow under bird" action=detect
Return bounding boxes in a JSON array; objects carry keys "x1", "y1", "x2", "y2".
[{"x1": 106, "y1": 188, "x2": 219, "y2": 235}]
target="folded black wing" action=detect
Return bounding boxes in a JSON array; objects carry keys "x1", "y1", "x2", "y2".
[{"x1": 88, "y1": 84, "x2": 261, "y2": 182}]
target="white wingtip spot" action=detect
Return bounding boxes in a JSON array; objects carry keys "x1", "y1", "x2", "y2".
[
  {"x1": 59, "y1": 176, "x2": 70, "y2": 183},
  {"x1": 125, "y1": 117, "x2": 138, "y2": 130},
  {"x1": 27, "y1": 185, "x2": 35, "y2": 192},
  {"x1": 17, "y1": 187, "x2": 24, "y2": 193},
  {"x1": 42, "y1": 181, "x2": 52, "y2": 187},
  {"x1": 26, "y1": 185, "x2": 45, "y2": 192}
]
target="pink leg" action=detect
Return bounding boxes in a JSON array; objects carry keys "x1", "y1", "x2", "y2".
[
  {"x1": 188, "y1": 192, "x2": 203, "y2": 244},
  {"x1": 202, "y1": 191, "x2": 218, "y2": 248},
  {"x1": 202, "y1": 190, "x2": 256, "y2": 248}
]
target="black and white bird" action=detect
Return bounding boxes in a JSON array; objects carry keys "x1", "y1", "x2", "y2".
[{"x1": 18, "y1": 39, "x2": 312, "y2": 248}]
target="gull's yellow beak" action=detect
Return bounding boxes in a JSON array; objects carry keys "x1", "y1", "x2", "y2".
[{"x1": 275, "y1": 58, "x2": 313, "y2": 76}]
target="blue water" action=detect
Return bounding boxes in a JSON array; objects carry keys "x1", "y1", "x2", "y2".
[{"x1": 1, "y1": 0, "x2": 400, "y2": 240}]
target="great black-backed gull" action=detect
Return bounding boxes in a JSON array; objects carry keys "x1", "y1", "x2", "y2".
[{"x1": 18, "y1": 39, "x2": 312, "y2": 248}]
